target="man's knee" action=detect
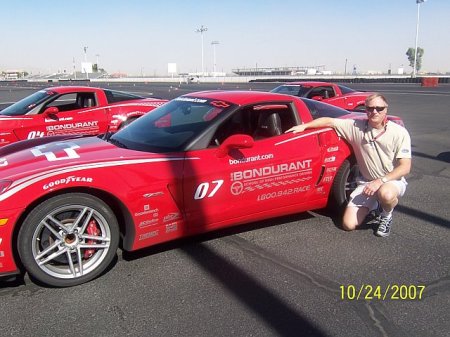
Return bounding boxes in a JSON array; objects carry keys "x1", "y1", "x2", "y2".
[
  {"x1": 342, "y1": 220, "x2": 357, "y2": 231},
  {"x1": 341, "y1": 206, "x2": 368, "y2": 231},
  {"x1": 341, "y1": 213, "x2": 358, "y2": 231},
  {"x1": 378, "y1": 185, "x2": 399, "y2": 203}
]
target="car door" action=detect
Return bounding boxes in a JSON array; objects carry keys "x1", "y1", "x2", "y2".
[
  {"x1": 323, "y1": 85, "x2": 353, "y2": 109},
  {"x1": 15, "y1": 92, "x2": 109, "y2": 140},
  {"x1": 182, "y1": 103, "x2": 323, "y2": 231}
]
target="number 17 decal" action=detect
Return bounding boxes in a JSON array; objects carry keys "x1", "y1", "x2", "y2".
[{"x1": 194, "y1": 180, "x2": 224, "y2": 200}]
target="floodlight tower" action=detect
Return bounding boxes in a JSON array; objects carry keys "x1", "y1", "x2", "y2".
[
  {"x1": 195, "y1": 25, "x2": 208, "y2": 76},
  {"x1": 211, "y1": 40, "x2": 220, "y2": 75}
]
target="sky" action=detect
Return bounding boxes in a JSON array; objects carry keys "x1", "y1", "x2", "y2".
[{"x1": 1, "y1": 0, "x2": 449, "y2": 76}]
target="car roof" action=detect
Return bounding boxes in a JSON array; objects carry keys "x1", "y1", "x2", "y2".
[
  {"x1": 43, "y1": 86, "x2": 100, "y2": 94},
  {"x1": 184, "y1": 90, "x2": 297, "y2": 105},
  {"x1": 280, "y1": 81, "x2": 332, "y2": 87}
]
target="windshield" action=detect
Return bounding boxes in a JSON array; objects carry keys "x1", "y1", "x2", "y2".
[
  {"x1": 271, "y1": 85, "x2": 311, "y2": 97},
  {"x1": 109, "y1": 96, "x2": 236, "y2": 152},
  {"x1": 0, "y1": 90, "x2": 54, "y2": 116}
]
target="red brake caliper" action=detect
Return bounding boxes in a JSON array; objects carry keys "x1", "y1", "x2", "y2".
[{"x1": 84, "y1": 220, "x2": 100, "y2": 259}]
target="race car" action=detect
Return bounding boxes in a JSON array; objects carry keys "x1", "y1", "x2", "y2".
[
  {"x1": 270, "y1": 81, "x2": 373, "y2": 112},
  {"x1": 0, "y1": 86, "x2": 167, "y2": 147},
  {"x1": 0, "y1": 91, "x2": 403, "y2": 287}
]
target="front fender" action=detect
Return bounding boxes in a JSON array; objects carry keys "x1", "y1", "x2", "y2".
[{"x1": 1, "y1": 159, "x2": 185, "y2": 253}]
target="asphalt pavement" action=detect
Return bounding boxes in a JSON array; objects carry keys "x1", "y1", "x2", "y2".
[{"x1": 0, "y1": 81, "x2": 449, "y2": 337}]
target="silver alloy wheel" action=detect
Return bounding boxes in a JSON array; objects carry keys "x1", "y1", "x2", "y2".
[{"x1": 31, "y1": 204, "x2": 112, "y2": 279}]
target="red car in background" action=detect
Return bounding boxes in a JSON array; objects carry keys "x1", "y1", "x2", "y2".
[
  {"x1": 0, "y1": 86, "x2": 167, "y2": 147},
  {"x1": 271, "y1": 81, "x2": 373, "y2": 112}
]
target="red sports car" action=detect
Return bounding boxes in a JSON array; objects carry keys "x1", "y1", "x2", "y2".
[
  {"x1": 0, "y1": 91, "x2": 402, "y2": 287},
  {"x1": 0, "y1": 86, "x2": 167, "y2": 147},
  {"x1": 271, "y1": 81, "x2": 373, "y2": 112}
]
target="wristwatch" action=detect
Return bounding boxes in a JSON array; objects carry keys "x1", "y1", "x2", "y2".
[{"x1": 381, "y1": 177, "x2": 389, "y2": 183}]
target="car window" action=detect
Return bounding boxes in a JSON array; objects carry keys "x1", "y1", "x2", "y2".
[
  {"x1": 323, "y1": 86, "x2": 335, "y2": 98},
  {"x1": 307, "y1": 87, "x2": 327, "y2": 99},
  {"x1": 105, "y1": 89, "x2": 144, "y2": 103},
  {"x1": 211, "y1": 103, "x2": 297, "y2": 145},
  {"x1": 43, "y1": 92, "x2": 97, "y2": 112},
  {"x1": 301, "y1": 98, "x2": 351, "y2": 119},
  {"x1": 46, "y1": 93, "x2": 78, "y2": 112}
]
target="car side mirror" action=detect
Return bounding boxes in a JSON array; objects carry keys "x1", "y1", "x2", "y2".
[
  {"x1": 216, "y1": 134, "x2": 254, "y2": 158},
  {"x1": 43, "y1": 106, "x2": 59, "y2": 117}
]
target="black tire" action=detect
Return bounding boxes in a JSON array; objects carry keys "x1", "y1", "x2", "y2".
[
  {"x1": 17, "y1": 193, "x2": 119, "y2": 287},
  {"x1": 118, "y1": 117, "x2": 137, "y2": 130},
  {"x1": 328, "y1": 159, "x2": 359, "y2": 213}
]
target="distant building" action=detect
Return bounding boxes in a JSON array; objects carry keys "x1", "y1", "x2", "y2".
[
  {"x1": 232, "y1": 66, "x2": 327, "y2": 76},
  {"x1": 2, "y1": 69, "x2": 27, "y2": 80}
]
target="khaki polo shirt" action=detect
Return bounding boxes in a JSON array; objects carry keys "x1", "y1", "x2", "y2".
[{"x1": 332, "y1": 119, "x2": 411, "y2": 180}]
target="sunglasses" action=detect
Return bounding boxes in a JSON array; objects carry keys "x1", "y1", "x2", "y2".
[{"x1": 366, "y1": 106, "x2": 387, "y2": 113}]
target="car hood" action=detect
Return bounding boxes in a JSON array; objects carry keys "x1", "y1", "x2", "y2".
[{"x1": 0, "y1": 136, "x2": 180, "y2": 181}]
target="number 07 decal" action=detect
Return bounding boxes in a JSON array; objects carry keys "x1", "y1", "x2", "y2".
[{"x1": 194, "y1": 180, "x2": 224, "y2": 200}]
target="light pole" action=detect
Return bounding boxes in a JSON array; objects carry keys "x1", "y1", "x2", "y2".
[
  {"x1": 413, "y1": 0, "x2": 426, "y2": 77},
  {"x1": 73, "y1": 56, "x2": 76, "y2": 79},
  {"x1": 211, "y1": 40, "x2": 219, "y2": 75},
  {"x1": 195, "y1": 25, "x2": 208, "y2": 76},
  {"x1": 83, "y1": 46, "x2": 88, "y2": 79}
]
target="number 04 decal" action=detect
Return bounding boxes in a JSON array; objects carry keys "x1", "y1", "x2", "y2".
[{"x1": 194, "y1": 180, "x2": 224, "y2": 200}]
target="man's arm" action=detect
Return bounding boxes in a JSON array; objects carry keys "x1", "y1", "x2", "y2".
[
  {"x1": 363, "y1": 158, "x2": 412, "y2": 196},
  {"x1": 285, "y1": 117, "x2": 336, "y2": 134},
  {"x1": 383, "y1": 158, "x2": 411, "y2": 181}
]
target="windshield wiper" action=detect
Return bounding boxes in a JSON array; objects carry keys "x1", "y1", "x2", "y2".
[
  {"x1": 102, "y1": 131, "x2": 113, "y2": 141},
  {"x1": 107, "y1": 137, "x2": 129, "y2": 149}
]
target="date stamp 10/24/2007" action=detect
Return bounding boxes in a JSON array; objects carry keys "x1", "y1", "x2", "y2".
[{"x1": 340, "y1": 284, "x2": 426, "y2": 301}]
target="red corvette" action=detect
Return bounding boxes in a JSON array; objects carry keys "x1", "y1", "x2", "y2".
[
  {"x1": 271, "y1": 81, "x2": 373, "y2": 112},
  {"x1": 0, "y1": 91, "x2": 402, "y2": 287},
  {"x1": 0, "y1": 86, "x2": 167, "y2": 147}
]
